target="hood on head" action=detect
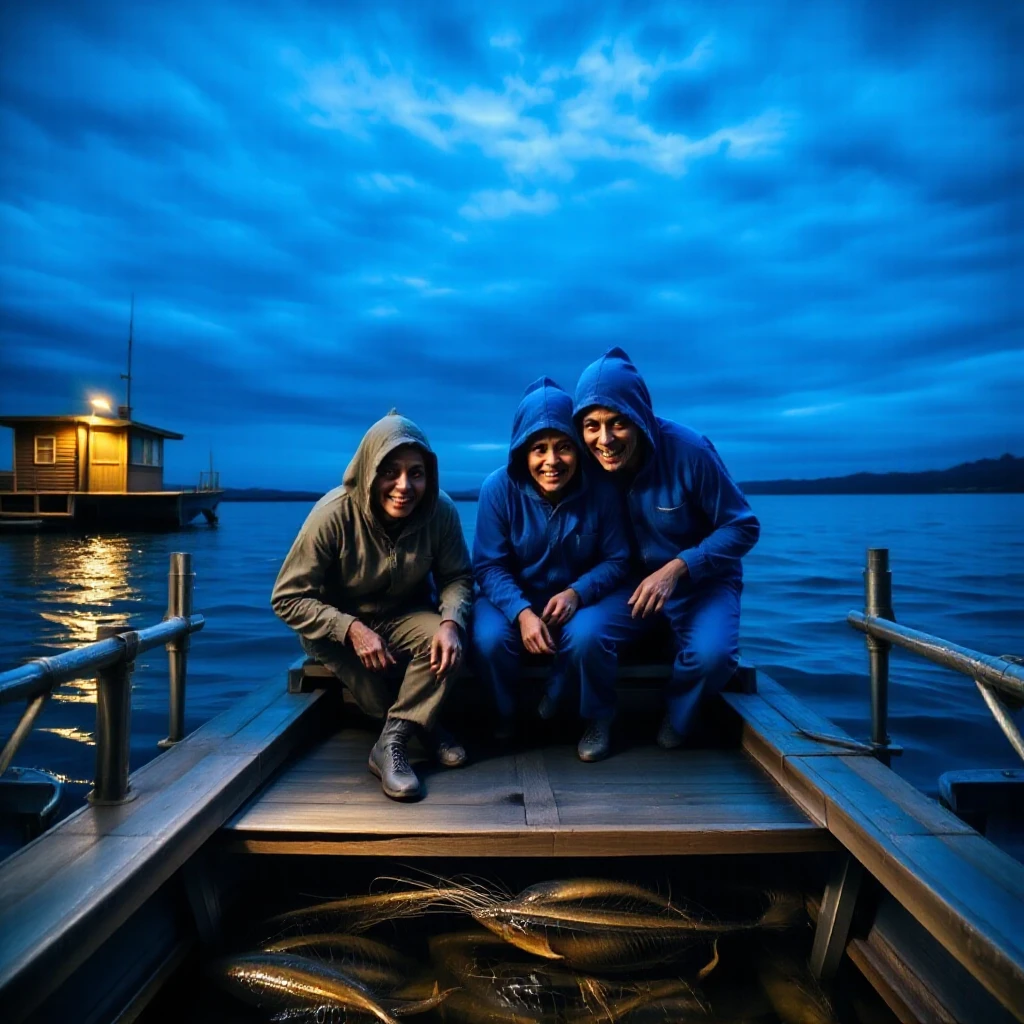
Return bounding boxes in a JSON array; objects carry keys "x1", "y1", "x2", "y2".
[
  {"x1": 508, "y1": 376, "x2": 577, "y2": 480},
  {"x1": 342, "y1": 410, "x2": 439, "y2": 525},
  {"x1": 572, "y1": 346, "x2": 656, "y2": 449}
]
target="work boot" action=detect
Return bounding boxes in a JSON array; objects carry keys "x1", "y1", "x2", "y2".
[
  {"x1": 368, "y1": 717, "x2": 422, "y2": 800},
  {"x1": 433, "y1": 726, "x2": 467, "y2": 768},
  {"x1": 657, "y1": 713, "x2": 684, "y2": 750},
  {"x1": 577, "y1": 718, "x2": 613, "y2": 762}
]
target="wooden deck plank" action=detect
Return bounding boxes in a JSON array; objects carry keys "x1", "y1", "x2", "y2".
[
  {"x1": 231, "y1": 801, "x2": 530, "y2": 832},
  {"x1": 878, "y1": 835, "x2": 1024, "y2": 1014},
  {"x1": 515, "y1": 750, "x2": 559, "y2": 826},
  {"x1": 224, "y1": 725, "x2": 828, "y2": 857},
  {"x1": 553, "y1": 801, "x2": 814, "y2": 826},
  {"x1": 755, "y1": 673, "x2": 865, "y2": 747},
  {"x1": 227, "y1": 823, "x2": 833, "y2": 858},
  {"x1": 787, "y1": 754, "x2": 976, "y2": 839}
]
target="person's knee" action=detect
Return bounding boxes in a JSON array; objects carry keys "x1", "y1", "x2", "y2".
[
  {"x1": 470, "y1": 619, "x2": 516, "y2": 662},
  {"x1": 681, "y1": 638, "x2": 737, "y2": 684},
  {"x1": 562, "y1": 611, "x2": 613, "y2": 662}
]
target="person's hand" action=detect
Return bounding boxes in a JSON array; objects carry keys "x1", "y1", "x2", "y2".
[
  {"x1": 430, "y1": 620, "x2": 463, "y2": 682},
  {"x1": 346, "y1": 620, "x2": 396, "y2": 672},
  {"x1": 628, "y1": 559, "x2": 688, "y2": 618},
  {"x1": 518, "y1": 608, "x2": 557, "y2": 655},
  {"x1": 542, "y1": 588, "x2": 580, "y2": 626}
]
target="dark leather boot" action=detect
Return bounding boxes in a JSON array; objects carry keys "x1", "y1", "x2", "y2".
[
  {"x1": 577, "y1": 718, "x2": 613, "y2": 762},
  {"x1": 369, "y1": 717, "x2": 422, "y2": 800}
]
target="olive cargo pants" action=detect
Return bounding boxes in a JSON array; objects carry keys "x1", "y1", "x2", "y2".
[{"x1": 300, "y1": 609, "x2": 457, "y2": 729}]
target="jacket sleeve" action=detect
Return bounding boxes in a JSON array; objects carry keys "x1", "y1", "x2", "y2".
[
  {"x1": 567, "y1": 489, "x2": 631, "y2": 606},
  {"x1": 473, "y1": 477, "x2": 531, "y2": 623},
  {"x1": 678, "y1": 443, "x2": 760, "y2": 583},
  {"x1": 270, "y1": 501, "x2": 357, "y2": 643},
  {"x1": 433, "y1": 500, "x2": 474, "y2": 630}
]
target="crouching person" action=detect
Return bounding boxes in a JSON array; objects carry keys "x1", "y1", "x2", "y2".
[
  {"x1": 271, "y1": 412, "x2": 472, "y2": 801},
  {"x1": 574, "y1": 348, "x2": 760, "y2": 748},
  {"x1": 472, "y1": 377, "x2": 630, "y2": 762}
]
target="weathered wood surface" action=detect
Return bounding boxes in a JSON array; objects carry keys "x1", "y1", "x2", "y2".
[
  {"x1": 223, "y1": 727, "x2": 833, "y2": 857},
  {"x1": 0, "y1": 681, "x2": 324, "y2": 1023},
  {"x1": 728, "y1": 670, "x2": 1024, "y2": 1019}
]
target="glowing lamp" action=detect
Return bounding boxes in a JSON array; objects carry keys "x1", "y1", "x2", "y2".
[{"x1": 90, "y1": 397, "x2": 112, "y2": 413}]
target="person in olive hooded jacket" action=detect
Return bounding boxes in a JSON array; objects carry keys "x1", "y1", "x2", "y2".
[
  {"x1": 472, "y1": 377, "x2": 631, "y2": 761},
  {"x1": 271, "y1": 411, "x2": 472, "y2": 801},
  {"x1": 573, "y1": 348, "x2": 760, "y2": 747}
]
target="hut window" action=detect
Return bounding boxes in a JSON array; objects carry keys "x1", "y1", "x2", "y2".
[
  {"x1": 130, "y1": 436, "x2": 163, "y2": 467},
  {"x1": 34, "y1": 436, "x2": 57, "y2": 464}
]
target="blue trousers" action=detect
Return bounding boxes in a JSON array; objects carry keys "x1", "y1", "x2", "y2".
[
  {"x1": 597, "y1": 577, "x2": 743, "y2": 736},
  {"x1": 470, "y1": 594, "x2": 625, "y2": 722}
]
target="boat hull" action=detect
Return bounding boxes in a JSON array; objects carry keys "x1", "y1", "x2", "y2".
[{"x1": 0, "y1": 491, "x2": 222, "y2": 530}]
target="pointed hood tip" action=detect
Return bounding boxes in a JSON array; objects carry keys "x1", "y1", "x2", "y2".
[
  {"x1": 572, "y1": 347, "x2": 656, "y2": 448},
  {"x1": 341, "y1": 412, "x2": 439, "y2": 525},
  {"x1": 521, "y1": 375, "x2": 563, "y2": 397},
  {"x1": 507, "y1": 377, "x2": 575, "y2": 474}
]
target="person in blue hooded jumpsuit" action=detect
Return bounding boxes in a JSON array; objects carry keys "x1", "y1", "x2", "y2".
[
  {"x1": 471, "y1": 377, "x2": 632, "y2": 761},
  {"x1": 573, "y1": 348, "x2": 760, "y2": 748}
]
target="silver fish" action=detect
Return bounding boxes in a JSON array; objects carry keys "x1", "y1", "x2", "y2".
[
  {"x1": 263, "y1": 933, "x2": 413, "y2": 991},
  {"x1": 471, "y1": 888, "x2": 800, "y2": 971},
  {"x1": 210, "y1": 952, "x2": 400, "y2": 1024}
]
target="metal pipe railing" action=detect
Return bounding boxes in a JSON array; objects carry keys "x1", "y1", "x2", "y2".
[
  {"x1": 848, "y1": 612, "x2": 1024, "y2": 705},
  {"x1": 159, "y1": 552, "x2": 194, "y2": 749},
  {"x1": 850, "y1": 547, "x2": 1024, "y2": 764},
  {"x1": 91, "y1": 624, "x2": 137, "y2": 804},
  {"x1": 863, "y1": 548, "x2": 894, "y2": 755},
  {"x1": 0, "y1": 693, "x2": 49, "y2": 777},
  {"x1": 0, "y1": 616, "x2": 205, "y2": 704},
  {"x1": 0, "y1": 553, "x2": 205, "y2": 803}
]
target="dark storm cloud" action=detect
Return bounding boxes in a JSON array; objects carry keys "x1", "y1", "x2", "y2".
[{"x1": 1, "y1": 0, "x2": 1020, "y2": 489}]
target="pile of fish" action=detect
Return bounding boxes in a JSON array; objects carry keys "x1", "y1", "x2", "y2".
[{"x1": 209, "y1": 876, "x2": 838, "y2": 1022}]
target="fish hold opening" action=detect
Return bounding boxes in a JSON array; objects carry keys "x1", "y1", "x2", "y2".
[{"x1": 138, "y1": 854, "x2": 899, "y2": 1024}]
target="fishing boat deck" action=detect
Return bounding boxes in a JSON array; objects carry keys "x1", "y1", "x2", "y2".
[{"x1": 223, "y1": 727, "x2": 835, "y2": 857}]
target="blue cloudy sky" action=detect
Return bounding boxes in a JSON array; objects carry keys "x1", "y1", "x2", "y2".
[{"x1": 1, "y1": 0, "x2": 1020, "y2": 490}]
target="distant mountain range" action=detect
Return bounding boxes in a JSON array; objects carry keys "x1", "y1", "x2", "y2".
[
  {"x1": 216, "y1": 454, "x2": 1022, "y2": 501},
  {"x1": 738, "y1": 453, "x2": 1022, "y2": 495}
]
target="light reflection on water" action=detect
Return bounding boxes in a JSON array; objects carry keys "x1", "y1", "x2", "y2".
[
  {"x1": 38, "y1": 725, "x2": 95, "y2": 746},
  {"x1": 23, "y1": 535, "x2": 147, "y2": 733},
  {"x1": 32, "y1": 534, "x2": 143, "y2": 649}
]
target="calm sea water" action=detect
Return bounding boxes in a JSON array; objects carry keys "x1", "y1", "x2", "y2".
[{"x1": 1, "y1": 495, "x2": 1021, "y2": 811}]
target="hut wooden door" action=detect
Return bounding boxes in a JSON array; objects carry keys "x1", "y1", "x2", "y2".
[{"x1": 88, "y1": 428, "x2": 125, "y2": 491}]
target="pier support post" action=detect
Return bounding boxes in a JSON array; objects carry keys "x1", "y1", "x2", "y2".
[
  {"x1": 865, "y1": 548, "x2": 895, "y2": 765},
  {"x1": 810, "y1": 854, "x2": 864, "y2": 981},
  {"x1": 159, "y1": 552, "x2": 194, "y2": 749},
  {"x1": 89, "y1": 625, "x2": 138, "y2": 805}
]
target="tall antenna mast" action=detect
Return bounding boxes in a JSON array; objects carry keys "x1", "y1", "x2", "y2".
[{"x1": 120, "y1": 293, "x2": 134, "y2": 420}]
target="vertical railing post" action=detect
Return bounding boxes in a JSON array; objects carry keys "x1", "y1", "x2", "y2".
[
  {"x1": 864, "y1": 548, "x2": 894, "y2": 764},
  {"x1": 159, "y1": 552, "x2": 194, "y2": 749},
  {"x1": 89, "y1": 625, "x2": 138, "y2": 805}
]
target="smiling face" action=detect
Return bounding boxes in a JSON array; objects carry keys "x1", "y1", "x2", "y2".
[
  {"x1": 374, "y1": 444, "x2": 428, "y2": 520},
  {"x1": 525, "y1": 430, "x2": 579, "y2": 499},
  {"x1": 579, "y1": 407, "x2": 641, "y2": 473}
]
